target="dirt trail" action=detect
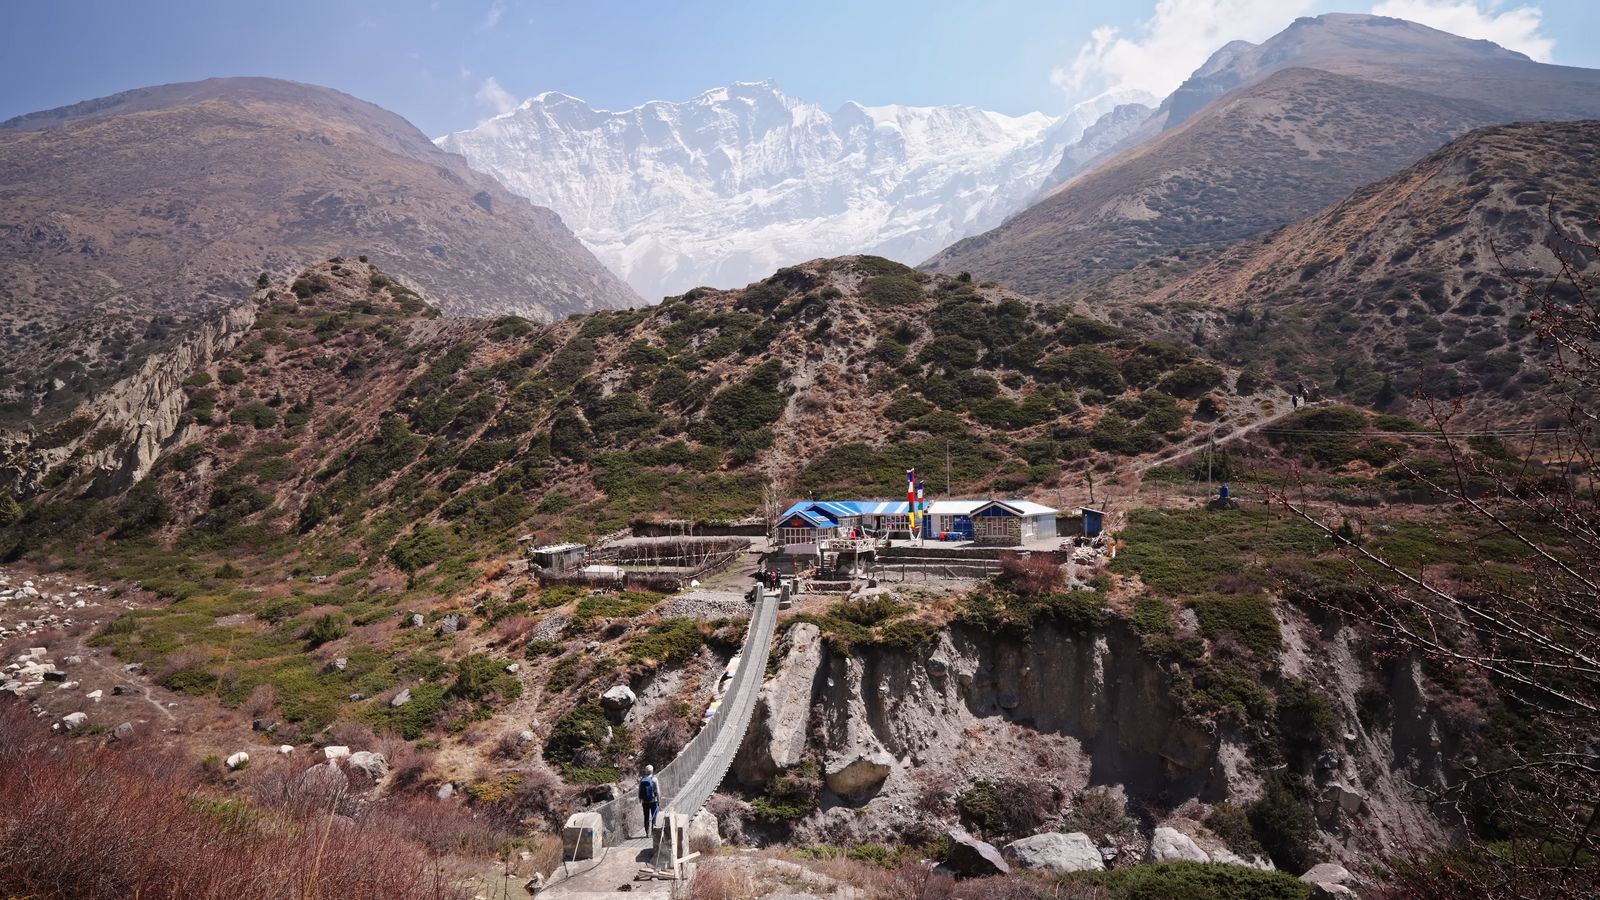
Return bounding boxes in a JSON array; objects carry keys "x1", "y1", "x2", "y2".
[{"x1": 1133, "y1": 393, "x2": 1325, "y2": 476}]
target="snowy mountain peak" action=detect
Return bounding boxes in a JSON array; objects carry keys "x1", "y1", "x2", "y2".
[{"x1": 437, "y1": 82, "x2": 1131, "y2": 299}]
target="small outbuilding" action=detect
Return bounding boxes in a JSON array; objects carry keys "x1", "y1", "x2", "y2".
[
  {"x1": 1081, "y1": 507, "x2": 1107, "y2": 539},
  {"x1": 528, "y1": 542, "x2": 586, "y2": 572},
  {"x1": 969, "y1": 500, "x2": 1059, "y2": 546}
]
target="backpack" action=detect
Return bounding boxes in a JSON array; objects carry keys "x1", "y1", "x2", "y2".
[{"x1": 639, "y1": 776, "x2": 658, "y2": 805}]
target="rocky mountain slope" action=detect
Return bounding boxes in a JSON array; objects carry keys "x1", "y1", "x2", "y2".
[
  {"x1": 437, "y1": 81, "x2": 1149, "y2": 300},
  {"x1": 1133, "y1": 120, "x2": 1600, "y2": 415},
  {"x1": 927, "y1": 14, "x2": 1600, "y2": 300},
  {"x1": 0, "y1": 77, "x2": 638, "y2": 425}
]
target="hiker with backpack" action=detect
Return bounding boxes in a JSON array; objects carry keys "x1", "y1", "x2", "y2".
[{"x1": 639, "y1": 764, "x2": 660, "y2": 831}]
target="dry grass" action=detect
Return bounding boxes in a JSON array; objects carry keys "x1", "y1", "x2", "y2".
[{"x1": 0, "y1": 698, "x2": 480, "y2": 899}]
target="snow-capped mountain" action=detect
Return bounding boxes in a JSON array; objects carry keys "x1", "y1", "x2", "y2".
[{"x1": 437, "y1": 81, "x2": 1149, "y2": 299}]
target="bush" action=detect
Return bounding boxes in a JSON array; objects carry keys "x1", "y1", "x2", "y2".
[
  {"x1": 1070, "y1": 860, "x2": 1311, "y2": 899},
  {"x1": 1205, "y1": 802, "x2": 1264, "y2": 857},
  {"x1": 302, "y1": 613, "x2": 348, "y2": 648},
  {"x1": 1062, "y1": 786, "x2": 1135, "y2": 842},
  {"x1": 1249, "y1": 778, "x2": 1321, "y2": 873}
]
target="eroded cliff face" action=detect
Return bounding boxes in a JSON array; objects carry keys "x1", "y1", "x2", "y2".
[
  {"x1": 3, "y1": 303, "x2": 255, "y2": 495},
  {"x1": 738, "y1": 611, "x2": 1461, "y2": 860}
]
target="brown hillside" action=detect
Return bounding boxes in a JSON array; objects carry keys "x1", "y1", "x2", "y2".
[
  {"x1": 928, "y1": 14, "x2": 1600, "y2": 300},
  {"x1": 0, "y1": 77, "x2": 638, "y2": 422},
  {"x1": 1141, "y1": 120, "x2": 1600, "y2": 416}
]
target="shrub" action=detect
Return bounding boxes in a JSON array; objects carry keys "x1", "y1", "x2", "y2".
[
  {"x1": 1249, "y1": 778, "x2": 1321, "y2": 873},
  {"x1": 1069, "y1": 860, "x2": 1310, "y2": 899},
  {"x1": 1062, "y1": 786, "x2": 1135, "y2": 842},
  {"x1": 861, "y1": 274, "x2": 924, "y2": 308},
  {"x1": 1063, "y1": 346, "x2": 1125, "y2": 391},
  {"x1": 302, "y1": 613, "x2": 348, "y2": 648},
  {"x1": 290, "y1": 273, "x2": 331, "y2": 299},
  {"x1": 1158, "y1": 363, "x2": 1226, "y2": 398},
  {"x1": 752, "y1": 761, "x2": 821, "y2": 821},
  {"x1": 229, "y1": 402, "x2": 278, "y2": 429},
  {"x1": 1205, "y1": 802, "x2": 1264, "y2": 857}
]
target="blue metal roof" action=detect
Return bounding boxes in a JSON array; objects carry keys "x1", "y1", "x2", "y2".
[
  {"x1": 781, "y1": 500, "x2": 915, "y2": 522},
  {"x1": 780, "y1": 508, "x2": 836, "y2": 529}
]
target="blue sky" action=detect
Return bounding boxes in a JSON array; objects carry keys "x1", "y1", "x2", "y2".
[{"x1": 3, "y1": 1, "x2": 1597, "y2": 135}]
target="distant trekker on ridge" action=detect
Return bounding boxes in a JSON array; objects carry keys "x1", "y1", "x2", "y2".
[{"x1": 639, "y1": 764, "x2": 660, "y2": 831}]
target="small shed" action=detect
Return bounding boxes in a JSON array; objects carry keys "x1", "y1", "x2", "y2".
[
  {"x1": 529, "y1": 542, "x2": 586, "y2": 572},
  {"x1": 970, "y1": 500, "x2": 1059, "y2": 546},
  {"x1": 1081, "y1": 507, "x2": 1107, "y2": 539}
]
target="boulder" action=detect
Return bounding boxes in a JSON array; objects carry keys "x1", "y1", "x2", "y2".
[
  {"x1": 86, "y1": 689, "x2": 102, "y2": 702},
  {"x1": 1002, "y1": 832, "x2": 1104, "y2": 873},
  {"x1": 60, "y1": 711, "x2": 88, "y2": 730},
  {"x1": 278, "y1": 745, "x2": 295, "y2": 755},
  {"x1": 112, "y1": 684, "x2": 135, "y2": 695},
  {"x1": 323, "y1": 745, "x2": 351, "y2": 761},
  {"x1": 110, "y1": 722, "x2": 135, "y2": 742},
  {"x1": 562, "y1": 812, "x2": 605, "y2": 860},
  {"x1": 1148, "y1": 827, "x2": 1210, "y2": 863},
  {"x1": 437, "y1": 783, "x2": 456, "y2": 800},
  {"x1": 300, "y1": 760, "x2": 350, "y2": 796},
  {"x1": 409, "y1": 613, "x2": 425, "y2": 628},
  {"x1": 943, "y1": 829, "x2": 1009, "y2": 877},
  {"x1": 824, "y1": 750, "x2": 893, "y2": 799},
  {"x1": 348, "y1": 750, "x2": 389, "y2": 779},
  {"x1": 734, "y1": 622, "x2": 823, "y2": 785},
  {"x1": 252, "y1": 719, "x2": 278, "y2": 733},
  {"x1": 438, "y1": 614, "x2": 466, "y2": 634},
  {"x1": 1300, "y1": 863, "x2": 1354, "y2": 886},
  {"x1": 686, "y1": 809, "x2": 721, "y2": 848},
  {"x1": 226, "y1": 752, "x2": 250, "y2": 770},
  {"x1": 1317, "y1": 782, "x2": 1366, "y2": 819},
  {"x1": 1211, "y1": 847, "x2": 1275, "y2": 870},
  {"x1": 330, "y1": 657, "x2": 348, "y2": 672},
  {"x1": 390, "y1": 688, "x2": 412, "y2": 708},
  {"x1": 600, "y1": 684, "x2": 636, "y2": 715},
  {"x1": 1309, "y1": 886, "x2": 1358, "y2": 900}
]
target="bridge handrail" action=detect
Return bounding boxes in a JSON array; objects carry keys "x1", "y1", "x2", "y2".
[{"x1": 587, "y1": 592, "x2": 779, "y2": 845}]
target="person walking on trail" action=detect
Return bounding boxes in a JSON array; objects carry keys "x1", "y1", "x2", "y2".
[{"x1": 639, "y1": 764, "x2": 660, "y2": 831}]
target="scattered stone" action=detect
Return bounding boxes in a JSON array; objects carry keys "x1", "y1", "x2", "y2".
[
  {"x1": 86, "y1": 689, "x2": 103, "y2": 702},
  {"x1": 65, "y1": 655, "x2": 83, "y2": 666},
  {"x1": 110, "y1": 722, "x2": 135, "y2": 741},
  {"x1": 437, "y1": 783, "x2": 456, "y2": 800},
  {"x1": 60, "y1": 711, "x2": 88, "y2": 730},
  {"x1": 505, "y1": 663, "x2": 520, "y2": 674},
  {"x1": 823, "y1": 749, "x2": 893, "y2": 799},
  {"x1": 390, "y1": 688, "x2": 412, "y2": 707},
  {"x1": 1317, "y1": 783, "x2": 1366, "y2": 819},
  {"x1": 331, "y1": 657, "x2": 348, "y2": 672},
  {"x1": 348, "y1": 750, "x2": 389, "y2": 779},
  {"x1": 279, "y1": 745, "x2": 295, "y2": 755},
  {"x1": 324, "y1": 745, "x2": 351, "y2": 761},
  {"x1": 122, "y1": 663, "x2": 144, "y2": 675},
  {"x1": 600, "y1": 684, "x2": 636, "y2": 718},
  {"x1": 348, "y1": 692, "x2": 366, "y2": 701},
  {"x1": 1300, "y1": 863, "x2": 1354, "y2": 886},
  {"x1": 944, "y1": 829, "x2": 1009, "y2": 877},
  {"x1": 252, "y1": 719, "x2": 278, "y2": 733},
  {"x1": 226, "y1": 752, "x2": 250, "y2": 770},
  {"x1": 41, "y1": 669, "x2": 66, "y2": 682},
  {"x1": 56, "y1": 680, "x2": 79, "y2": 690},
  {"x1": 687, "y1": 809, "x2": 721, "y2": 848},
  {"x1": 518, "y1": 729, "x2": 535, "y2": 743},
  {"x1": 113, "y1": 684, "x2": 135, "y2": 696},
  {"x1": 1002, "y1": 832, "x2": 1104, "y2": 873},
  {"x1": 408, "y1": 613, "x2": 425, "y2": 628},
  {"x1": 1310, "y1": 885, "x2": 1358, "y2": 899},
  {"x1": 438, "y1": 613, "x2": 466, "y2": 634},
  {"x1": 522, "y1": 873, "x2": 544, "y2": 893},
  {"x1": 584, "y1": 640, "x2": 601, "y2": 652},
  {"x1": 1148, "y1": 827, "x2": 1210, "y2": 863}
]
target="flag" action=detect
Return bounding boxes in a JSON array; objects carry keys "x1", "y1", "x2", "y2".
[
  {"x1": 916, "y1": 480, "x2": 925, "y2": 537},
  {"x1": 906, "y1": 469, "x2": 917, "y2": 530}
]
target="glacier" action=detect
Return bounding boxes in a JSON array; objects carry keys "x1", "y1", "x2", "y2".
[{"x1": 437, "y1": 81, "x2": 1150, "y2": 301}]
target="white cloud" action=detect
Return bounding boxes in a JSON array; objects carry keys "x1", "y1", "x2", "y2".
[
  {"x1": 1369, "y1": 1, "x2": 1553, "y2": 61},
  {"x1": 475, "y1": 76, "x2": 518, "y2": 115},
  {"x1": 1054, "y1": 0, "x2": 1317, "y2": 104},
  {"x1": 477, "y1": 0, "x2": 505, "y2": 32}
]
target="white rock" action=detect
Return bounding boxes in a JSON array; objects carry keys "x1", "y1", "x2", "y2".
[
  {"x1": 348, "y1": 750, "x2": 389, "y2": 779},
  {"x1": 60, "y1": 711, "x2": 88, "y2": 730},
  {"x1": 1003, "y1": 832, "x2": 1104, "y2": 872},
  {"x1": 1148, "y1": 827, "x2": 1210, "y2": 863},
  {"x1": 437, "y1": 783, "x2": 456, "y2": 800},
  {"x1": 226, "y1": 751, "x2": 250, "y2": 770},
  {"x1": 390, "y1": 688, "x2": 412, "y2": 707},
  {"x1": 279, "y1": 745, "x2": 295, "y2": 755},
  {"x1": 57, "y1": 680, "x2": 79, "y2": 690},
  {"x1": 86, "y1": 689, "x2": 103, "y2": 702},
  {"x1": 323, "y1": 745, "x2": 351, "y2": 761}
]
